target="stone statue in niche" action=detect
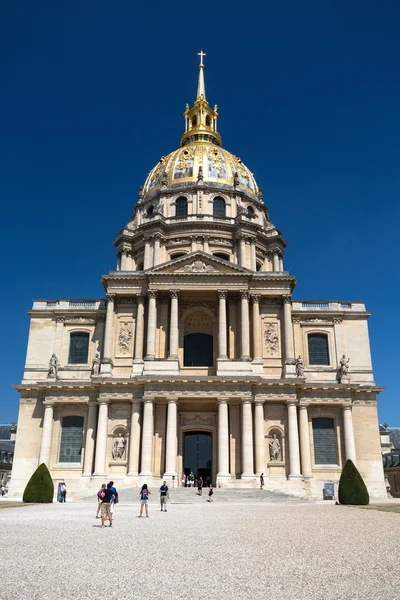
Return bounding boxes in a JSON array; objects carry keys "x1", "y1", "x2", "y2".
[
  {"x1": 295, "y1": 355, "x2": 304, "y2": 377},
  {"x1": 112, "y1": 433, "x2": 126, "y2": 460},
  {"x1": 336, "y1": 354, "x2": 350, "y2": 383},
  {"x1": 264, "y1": 323, "x2": 279, "y2": 355},
  {"x1": 48, "y1": 354, "x2": 59, "y2": 378},
  {"x1": 91, "y1": 351, "x2": 101, "y2": 376},
  {"x1": 118, "y1": 323, "x2": 133, "y2": 354},
  {"x1": 269, "y1": 434, "x2": 281, "y2": 461}
]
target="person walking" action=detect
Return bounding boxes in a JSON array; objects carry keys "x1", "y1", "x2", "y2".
[
  {"x1": 181, "y1": 472, "x2": 186, "y2": 487},
  {"x1": 207, "y1": 484, "x2": 214, "y2": 502},
  {"x1": 139, "y1": 484, "x2": 151, "y2": 517},
  {"x1": 159, "y1": 480, "x2": 169, "y2": 512},
  {"x1": 100, "y1": 482, "x2": 115, "y2": 528},
  {"x1": 197, "y1": 476, "x2": 203, "y2": 496},
  {"x1": 109, "y1": 481, "x2": 118, "y2": 517},
  {"x1": 60, "y1": 482, "x2": 67, "y2": 502},
  {"x1": 96, "y1": 484, "x2": 106, "y2": 518},
  {"x1": 260, "y1": 473, "x2": 264, "y2": 489}
]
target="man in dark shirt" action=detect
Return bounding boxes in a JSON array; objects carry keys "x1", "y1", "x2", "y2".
[
  {"x1": 101, "y1": 483, "x2": 115, "y2": 528},
  {"x1": 159, "y1": 481, "x2": 169, "y2": 512}
]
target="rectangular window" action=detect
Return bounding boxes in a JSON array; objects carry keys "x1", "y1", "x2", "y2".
[
  {"x1": 68, "y1": 333, "x2": 89, "y2": 364},
  {"x1": 312, "y1": 418, "x2": 337, "y2": 465},
  {"x1": 308, "y1": 334, "x2": 330, "y2": 365},
  {"x1": 59, "y1": 416, "x2": 84, "y2": 463}
]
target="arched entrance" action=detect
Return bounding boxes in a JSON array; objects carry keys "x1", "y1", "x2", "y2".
[{"x1": 184, "y1": 431, "x2": 212, "y2": 484}]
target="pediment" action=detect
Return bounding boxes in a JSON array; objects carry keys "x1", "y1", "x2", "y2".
[{"x1": 148, "y1": 251, "x2": 252, "y2": 275}]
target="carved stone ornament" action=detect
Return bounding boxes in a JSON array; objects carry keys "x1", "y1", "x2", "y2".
[
  {"x1": 269, "y1": 434, "x2": 281, "y2": 461},
  {"x1": 170, "y1": 289, "x2": 180, "y2": 299},
  {"x1": 118, "y1": 322, "x2": 133, "y2": 354},
  {"x1": 117, "y1": 298, "x2": 136, "y2": 305},
  {"x1": 65, "y1": 317, "x2": 96, "y2": 324},
  {"x1": 48, "y1": 353, "x2": 59, "y2": 378},
  {"x1": 264, "y1": 322, "x2": 279, "y2": 355},
  {"x1": 112, "y1": 433, "x2": 126, "y2": 460},
  {"x1": 106, "y1": 294, "x2": 116, "y2": 303},
  {"x1": 179, "y1": 260, "x2": 216, "y2": 273},
  {"x1": 91, "y1": 351, "x2": 101, "y2": 376},
  {"x1": 56, "y1": 316, "x2": 65, "y2": 323},
  {"x1": 181, "y1": 414, "x2": 214, "y2": 427}
]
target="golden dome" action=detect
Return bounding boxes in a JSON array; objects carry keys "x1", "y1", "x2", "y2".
[{"x1": 143, "y1": 144, "x2": 258, "y2": 195}]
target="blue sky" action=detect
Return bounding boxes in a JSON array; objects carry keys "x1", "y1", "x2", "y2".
[{"x1": 1, "y1": 1, "x2": 399, "y2": 425}]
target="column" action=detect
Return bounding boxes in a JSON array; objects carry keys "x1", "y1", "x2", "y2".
[
  {"x1": 239, "y1": 236, "x2": 246, "y2": 267},
  {"x1": 82, "y1": 401, "x2": 98, "y2": 476},
  {"x1": 343, "y1": 405, "x2": 357, "y2": 463},
  {"x1": 140, "y1": 399, "x2": 154, "y2": 476},
  {"x1": 273, "y1": 252, "x2": 280, "y2": 272},
  {"x1": 145, "y1": 290, "x2": 157, "y2": 360},
  {"x1": 101, "y1": 294, "x2": 115, "y2": 372},
  {"x1": 168, "y1": 290, "x2": 179, "y2": 360},
  {"x1": 298, "y1": 404, "x2": 312, "y2": 478},
  {"x1": 217, "y1": 400, "x2": 230, "y2": 478},
  {"x1": 240, "y1": 291, "x2": 251, "y2": 360},
  {"x1": 287, "y1": 401, "x2": 301, "y2": 478},
  {"x1": 143, "y1": 238, "x2": 152, "y2": 270},
  {"x1": 153, "y1": 235, "x2": 161, "y2": 266},
  {"x1": 283, "y1": 296, "x2": 294, "y2": 361},
  {"x1": 251, "y1": 295, "x2": 262, "y2": 362},
  {"x1": 39, "y1": 402, "x2": 54, "y2": 466},
  {"x1": 279, "y1": 255, "x2": 283, "y2": 272},
  {"x1": 133, "y1": 295, "x2": 145, "y2": 363},
  {"x1": 263, "y1": 255, "x2": 270, "y2": 272},
  {"x1": 241, "y1": 400, "x2": 255, "y2": 478},
  {"x1": 228, "y1": 299, "x2": 237, "y2": 359},
  {"x1": 93, "y1": 400, "x2": 109, "y2": 476},
  {"x1": 217, "y1": 290, "x2": 228, "y2": 359},
  {"x1": 164, "y1": 400, "x2": 178, "y2": 477},
  {"x1": 191, "y1": 236, "x2": 197, "y2": 253},
  {"x1": 120, "y1": 249, "x2": 128, "y2": 270},
  {"x1": 254, "y1": 400, "x2": 266, "y2": 476},
  {"x1": 203, "y1": 236, "x2": 210, "y2": 254},
  {"x1": 128, "y1": 401, "x2": 142, "y2": 476},
  {"x1": 250, "y1": 239, "x2": 257, "y2": 271}
]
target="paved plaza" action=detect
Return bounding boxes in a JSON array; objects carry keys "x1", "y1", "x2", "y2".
[{"x1": 1, "y1": 491, "x2": 398, "y2": 600}]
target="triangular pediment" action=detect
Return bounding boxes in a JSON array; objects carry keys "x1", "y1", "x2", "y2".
[{"x1": 148, "y1": 251, "x2": 252, "y2": 275}]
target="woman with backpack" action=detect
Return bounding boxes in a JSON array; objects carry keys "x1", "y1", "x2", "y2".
[
  {"x1": 96, "y1": 483, "x2": 107, "y2": 518},
  {"x1": 139, "y1": 484, "x2": 151, "y2": 517}
]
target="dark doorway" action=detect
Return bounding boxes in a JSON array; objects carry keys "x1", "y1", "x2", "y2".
[
  {"x1": 184, "y1": 431, "x2": 212, "y2": 483},
  {"x1": 184, "y1": 333, "x2": 213, "y2": 366}
]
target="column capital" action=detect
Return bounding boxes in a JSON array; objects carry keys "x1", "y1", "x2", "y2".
[
  {"x1": 87, "y1": 400, "x2": 99, "y2": 408},
  {"x1": 283, "y1": 295, "x2": 292, "y2": 305},
  {"x1": 239, "y1": 290, "x2": 249, "y2": 301},
  {"x1": 135, "y1": 293, "x2": 145, "y2": 303},
  {"x1": 55, "y1": 316, "x2": 65, "y2": 323},
  {"x1": 131, "y1": 397, "x2": 143, "y2": 405},
  {"x1": 203, "y1": 235, "x2": 210, "y2": 242},
  {"x1": 148, "y1": 290, "x2": 158, "y2": 300},
  {"x1": 217, "y1": 398, "x2": 229, "y2": 406},
  {"x1": 169, "y1": 289, "x2": 180, "y2": 299},
  {"x1": 167, "y1": 398, "x2": 178, "y2": 405},
  {"x1": 106, "y1": 293, "x2": 116, "y2": 303},
  {"x1": 298, "y1": 402, "x2": 310, "y2": 409},
  {"x1": 43, "y1": 401, "x2": 55, "y2": 408},
  {"x1": 275, "y1": 248, "x2": 284, "y2": 257},
  {"x1": 254, "y1": 399, "x2": 265, "y2": 407},
  {"x1": 342, "y1": 403, "x2": 353, "y2": 411},
  {"x1": 121, "y1": 247, "x2": 131, "y2": 256},
  {"x1": 241, "y1": 397, "x2": 252, "y2": 405},
  {"x1": 286, "y1": 399, "x2": 298, "y2": 407},
  {"x1": 98, "y1": 398, "x2": 110, "y2": 406},
  {"x1": 143, "y1": 397, "x2": 155, "y2": 404},
  {"x1": 217, "y1": 289, "x2": 228, "y2": 299},
  {"x1": 250, "y1": 294, "x2": 261, "y2": 304}
]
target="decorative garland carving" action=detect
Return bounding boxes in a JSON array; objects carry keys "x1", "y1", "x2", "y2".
[{"x1": 264, "y1": 322, "x2": 279, "y2": 355}]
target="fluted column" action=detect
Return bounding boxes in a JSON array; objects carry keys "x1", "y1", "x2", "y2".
[
  {"x1": 145, "y1": 290, "x2": 157, "y2": 360},
  {"x1": 251, "y1": 295, "x2": 262, "y2": 362},
  {"x1": 140, "y1": 399, "x2": 154, "y2": 476},
  {"x1": 240, "y1": 291, "x2": 251, "y2": 361},
  {"x1": 298, "y1": 404, "x2": 312, "y2": 478},
  {"x1": 82, "y1": 401, "x2": 98, "y2": 476},
  {"x1": 283, "y1": 295, "x2": 294, "y2": 361},
  {"x1": 93, "y1": 400, "x2": 109, "y2": 476},
  {"x1": 39, "y1": 402, "x2": 54, "y2": 466},
  {"x1": 218, "y1": 290, "x2": 228, "y2": 359},
  {"x1": 128, "y1": 401, "x2": 142, "y2": 476},
  {"x1": 120, "y1": 249, "x2": 129, "y2": 270},
  {"x1": 101, "y1": 294, "x2": 115, "y2": 373},
  {"x1": 239, "y1": 236, "x2": 246, "y2": 267},
  {"x1": 191, "y1": 236, "x2": 197, "y2": 253},
  {"x1": 164, "y1": 400, "x2": 178, "y2": 477},
  {"x1": 143, "y1": 238, "x2": 152, "y2": 270},
  {"x1": 287, "y1": 401, "x2": 301, "y2": 478},
  {"x1": 343, "y1": 405, "x2": 357, "y2": 463},
  {"x1": 241, "y1": 399, "x2": 255, "y2": 478},
  {"x1": 254, "y1": 400, "x2": 266, "y2": 476},
  {"x1": 153, "y1": 235, "x2": 161, "y2": 266},
  {"x1": 273, "y1": 252, "x2": 280, "y2": 272},
  {"x1": 168, "y1": 290, "x2": 179, "y2": 360},
  {"x1": 250, "y1": 239, "x2": 257, "y2": 271},
  {"x1": 217, "y1": 400, "x2": 230, "y2": 478},
  {"x1": 203, "y1": 236, "x2": 210, "y2": 254},
  {"x1": 133, "y1": 295, "x2": 145, "y2": 363}
]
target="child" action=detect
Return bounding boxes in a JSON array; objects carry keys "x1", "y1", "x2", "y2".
[
  {"x1": 207, "y1": 484, "x2": 213, "y2": 502},
  {"x1": 139, "y1": 484, "x2": 151, "y2": 517}
]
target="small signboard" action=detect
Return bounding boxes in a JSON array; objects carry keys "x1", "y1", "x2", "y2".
[{"x1": 323, "y1": 482, "x2": 335, "y2": 500}]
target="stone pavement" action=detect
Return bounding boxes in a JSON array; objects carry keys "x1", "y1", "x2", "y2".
[{"x1": 1, "y1": 495, "x2": 398, "y2": 600}]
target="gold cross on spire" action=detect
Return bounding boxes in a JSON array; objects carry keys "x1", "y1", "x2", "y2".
[{"x1": 198, "y1": 50, "x2": 206, "y2": 66}]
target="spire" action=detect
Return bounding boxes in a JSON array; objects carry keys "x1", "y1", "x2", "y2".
[{"x1": 196, "y1": 50, "x2": 206, "y2": 100}]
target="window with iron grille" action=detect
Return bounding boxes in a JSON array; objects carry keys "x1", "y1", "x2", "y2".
[
  {"x1": 59, "y1": 416, "x2": 84, "y2": 463},
  {"x1": 308, "y1": 333, "x2": 329, "y2": 365},
  {"x1": 213, "y1": 197, "x2": 225, "y2": 217},
  {"x1": 312, "y1": 418, "x2": 337, "y2": 464},
  {"x1": 175, "y1": 196, "x2": 188, "y2": 217},
  {"x1": 68, "y1": 332, "x2": 89, "y2": 364}
]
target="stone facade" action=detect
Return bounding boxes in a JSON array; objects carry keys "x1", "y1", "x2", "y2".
[{"x1": 10, "y1": 60, "x2": 386, "y2": 500}]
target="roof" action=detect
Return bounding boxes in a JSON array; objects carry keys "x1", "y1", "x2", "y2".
[
  {"x1": 389, "y1": 429, "x2": 400, "y2": 449},
  {"x1": 0, "y1": 425, "x2": 11, "y2": 441},
  {"x1": 0, "y1": 440, "x2": 14, "y2": 453}
]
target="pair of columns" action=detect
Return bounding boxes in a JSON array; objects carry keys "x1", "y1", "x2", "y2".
[
  {"x1": 143, "y1": 289, "x2": 179, "y2": 361},
  {"x1": 238, "y1": 236, "x2": 257, "y2": 270},
  {"x1": 139, "y1": 398, "x2": 177, "y2": 478},
  {"x1": 217, "y1": 290, "x2": 261, "y2": 362},
  {"x1": 143, "y1": 235, "x2": 164, "y2": 270}
]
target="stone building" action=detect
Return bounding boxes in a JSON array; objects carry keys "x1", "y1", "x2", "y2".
[
  {"x1": 0, "y1": 423, "x2": 16, "y2": 486},
  {"x1": 10, "y1": 57, "x2": 386, "y2": 499}
]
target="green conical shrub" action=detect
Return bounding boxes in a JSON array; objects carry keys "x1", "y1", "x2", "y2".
[
  {"x1": 23, "y1": 463, "x2": 54, "y2": 503},
  {"x1": 338, "y1": 459, "x2": 369, "y2": 505}
]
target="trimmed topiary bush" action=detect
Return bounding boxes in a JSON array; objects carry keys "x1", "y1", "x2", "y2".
[
  {"x1": 23, "y1": 463, "x2": 54, "y2": 503},
  {"x1": 338, "y1": 459, "x2": 369, "y2": 505}
]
